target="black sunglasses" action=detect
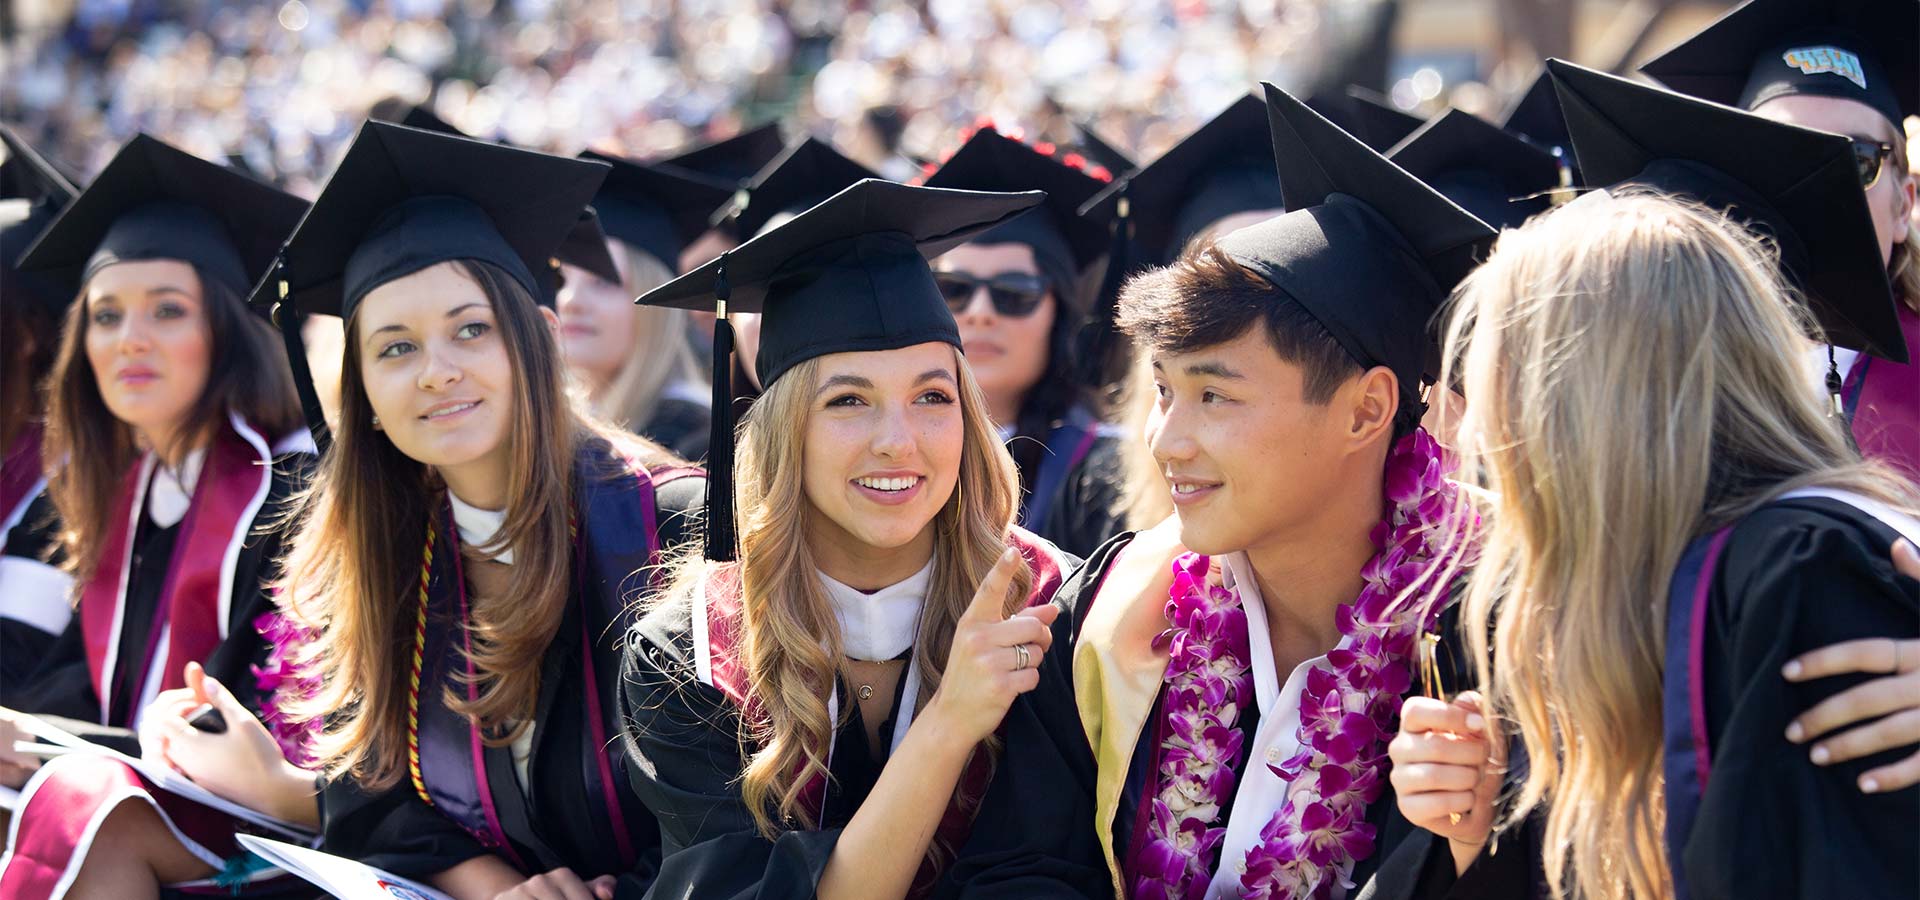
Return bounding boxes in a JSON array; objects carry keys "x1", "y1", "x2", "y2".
[
  {"x1": 1851, "y1": 138, "x2": 1897, "y2": 188},
  {"x1": 934, "y1": 271, "x2": 1052, "y2": 317}
]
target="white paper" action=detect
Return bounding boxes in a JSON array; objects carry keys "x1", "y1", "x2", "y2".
[
  {"x1": 15, "y1": 713, "x2": 316, "y2": 841},
  {"x1": 236, "y1": 835, "x2": 455, "y2": 900}
]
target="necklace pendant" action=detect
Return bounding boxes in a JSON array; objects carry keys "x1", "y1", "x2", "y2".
[{"x1": 857, "y1": 684, "x2": 874, "y2": 701}]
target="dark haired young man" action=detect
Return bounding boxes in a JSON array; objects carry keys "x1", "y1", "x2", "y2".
[{"x1": 946, "y1": 83, "x2": 1535, "y2": 900}]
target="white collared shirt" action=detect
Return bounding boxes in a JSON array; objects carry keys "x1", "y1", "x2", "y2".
[
  {"x1": 146, "y1": 448, "x2": 206, "y2": 529},
  {"x1": 1204, "y1": 552, "x2": 1354, "y2": 900}
]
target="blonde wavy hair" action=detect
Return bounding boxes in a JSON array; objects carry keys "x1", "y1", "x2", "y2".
[
  {"x1": 585, "y1": 245, "x2": 706, "y2": 431},
  {"x1": 657, "y1": 345, "x2": 1029, "y2": 838},
  {"x1": 281, "y1": 259, "x2": 675, "y2": 788},
  {"x1": 1432, "y1": 191, "x2": 1919, "y2": 900}
]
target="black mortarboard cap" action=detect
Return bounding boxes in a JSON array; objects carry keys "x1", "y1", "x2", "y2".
[
  {"x1": 579, "y1": 149, "x2": 734, "y2": 272},
  {"x1": 18, "y1": 134, "x2": 307, "y2": 303},
  {"x1": 1346, "y1": 86, "x2": 1429, "y2": 152},
  {"x1": 1641, "y1": 0, "x2": 1917, "y2": 128},
  {"x1": 255, "y1": 121, "x2": 608, "y2": 450},
  {"x1": 1501, "y1": 70, "x2": 1574, "y2": 156},
  {"x1": 3, "y1": 126, "x2": 82, "y2": 314},
  {"x1": 658, "y1": 122, "x2": 786, "y2": 188},
  {"x1": 922, "y1": 128, "x2": 1112, "y2": 297},
  {"x1": 637, "y1": 179, "x2": 1044, "y2": 560},
  {"x1": 1078, "y1": 94, "x2": 1285, "y2": 265},
  {"x1": 380, "y1": 105, "x2": 618, "y2": 296},
  {"x1": 1386, "y1": 109, "x2": 1561, "y2": 230},
  {"x1": 1549, "y1": 58, "x2": 1906, "y2": 363},
  {"x1": 263, "y1": 120, "x2": 608, "y2": 319},
  {"x1": 718, "y1": 138, "x2": 881, "y2": 240},
  {"x1": 1213, "y1": 83, "x2": 1496, "y2": 423}
]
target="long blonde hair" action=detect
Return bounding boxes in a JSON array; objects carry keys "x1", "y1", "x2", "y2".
[
  {"x1": 587, "y1": 244, "x2": 706, "y2": 431},
  {"x1": 281, "y1": 259, "x2": 674, "y2": 788},
  {"x1": 1435, "y1": 191, "x2": 1919, "y2": 900},
  {"x1": 657, "y1": 347, "x2": 1029, "y2": 838}
]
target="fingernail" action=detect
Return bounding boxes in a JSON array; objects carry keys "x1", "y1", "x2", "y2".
[
  {"x1": 1782, "y1": 660, "x2": 1803, "y2": 680},
  {"x1": 1465, "y1": 713, "x2": 1485, "y2": 731},
  {"x1": 1810, "y1": 745, "x2": 1830, "y2": 765},
  {"x1": 1860, "y1": 776, "x2": 1881, "y2": 794},
  {"x1": 1786, "y1": 721, "x2": 1805, "y2": 742}
]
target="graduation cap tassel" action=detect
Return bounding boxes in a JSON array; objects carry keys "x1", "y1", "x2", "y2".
[
  {"x1": 273, "y1": 258, "x2": 332, "y2": 455},
  {"x1": 1077, "y1": 189, "x2": 1132, "y2": 393},
  {"x1": 704, "y1": 255, "x2": 739, "y2": 562}
]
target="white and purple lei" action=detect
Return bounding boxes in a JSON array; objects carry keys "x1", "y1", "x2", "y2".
[{"x1": 1132, "y1": 428, "x2": 1469, "y2": 900}]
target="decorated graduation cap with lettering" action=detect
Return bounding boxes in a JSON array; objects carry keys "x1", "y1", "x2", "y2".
[
  {"x1": 1641, "y1": 0, "x2": 1917, "y2": 130},
  {"x1": 1549, "y1": 58, "x2": 1907, "y2": 366},
  {"x1": 18, "y1": 133, "x2": 307, "y2": 303},
  {"x1": 1213, "y1": 83, "x2": 1497, "y2": 425},
  {"x1": 636, "y1": 179, "x2": 1045, "y2": 560}
]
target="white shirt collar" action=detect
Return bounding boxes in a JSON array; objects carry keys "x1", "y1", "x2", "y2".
[
  {"x1": 819, "y1": 559, "x2": 933, "y2": 661},
  {"x1": 448, "y1": 491, "x2": 512, "y2": 565},
  {"x1": 146, "y1": 448, "x2": 207, "y2": 529}
]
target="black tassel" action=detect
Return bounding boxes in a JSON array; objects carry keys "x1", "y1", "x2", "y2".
[
  {"x1": 1076, "y1": 186, "x2": 1132, "y2": 393},
  {"x1": 704, "y1": 256, "x2": 738, "y2": 561},
  {"x1": 273, "y1": 257, "x2": 332, "y2": 455}
]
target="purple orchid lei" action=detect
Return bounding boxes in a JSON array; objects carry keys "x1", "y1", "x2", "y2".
[
  {"x1": 252, "y1": 609, "x2": 323, "y2": 768},
  {"x1": 1132, "y1": 428, "x2": 1472, "y2": 900}
]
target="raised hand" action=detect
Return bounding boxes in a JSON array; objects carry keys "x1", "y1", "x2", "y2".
[{"x1": 925, "y1": 547, "x2": 1060, "y2": 743}]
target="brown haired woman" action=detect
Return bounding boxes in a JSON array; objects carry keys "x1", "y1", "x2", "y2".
[
  {"x1": 268, "y1": 122, "x2": 702, "y2": 900},
  {"x1": 622, "y1": 180, "x2": 1111, "y2": 899},
  {"x1": 0, "y1": 134, "x2": 313, "y2": 898}
]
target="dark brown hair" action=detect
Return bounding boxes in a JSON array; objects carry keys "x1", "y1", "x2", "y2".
[
  {"x1": 282, "y1": 259, "x2": 675, "y2": 788},
  {"x1": 43, "y1": 265, "x2": 302, "y2": 583},
  {"x1": 1115, "y1": 241, "x2": 1360, "y2": 404}
]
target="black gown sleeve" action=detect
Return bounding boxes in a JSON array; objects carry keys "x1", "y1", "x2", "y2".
[
  {"x1": 319, "y1": 772, "x2": 494, "y2": 879},
  {"x1": 1033, "y1": 436, "x2": 1126, "y2": 559},
  {"x1": 1680, "y1": 501, "x2": 1920, "y2": 900},
  {"x1": 619, "y1": 604, "x2": 843, "y2": 900},
  {"x1": 945, "y1": 585, "x2": 1114, "y2": 899}
]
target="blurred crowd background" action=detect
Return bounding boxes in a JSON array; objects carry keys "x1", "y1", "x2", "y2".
[{"x1": 2, "y1": 0, "x2": 1776, "y2": 194}]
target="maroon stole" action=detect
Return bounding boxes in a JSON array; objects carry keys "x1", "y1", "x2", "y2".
[
  {"x1": 699, "y1": 527, "x2": 1070, "y2": 897},
  {"x1": 79, "y1": 414, "x2": 279, "y2": 726},
  {"x1": 1, "y1": 420, "x2": 47, "y2": 551}
]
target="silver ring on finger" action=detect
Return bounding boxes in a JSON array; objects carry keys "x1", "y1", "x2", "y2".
[{"x1": 1012, "y1": 643, "x2": 1031, "y2": 671}]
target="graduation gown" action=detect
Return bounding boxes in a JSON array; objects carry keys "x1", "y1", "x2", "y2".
[
  {"x1": 1, "y1": 421, "x2": 71, "y2": 695},
  {"x1": 1362, "y1": 493, "x2": 1920, "y2": 900},
  {"x1": 5, "y1": 416, "x2": 312, "y2": 750},
  {"x1": 320, "y1": 444, "x2": 706, "y2": 896},
  {"x1": 639, "y1": 393, "x2": 713, "y2": 463},
  {"x1": 1060, "y1": 519, "x2": 1534, "y2": 900},
  {"x1": 0, "y1": 415, "x2": 316, "y2": 900},
  {"x1": 620, "y1": 527, "x2": 1113, "y2": 899},
  {"x1": 1020, "y1": 406, "x2": 1126, "y2": 558}
]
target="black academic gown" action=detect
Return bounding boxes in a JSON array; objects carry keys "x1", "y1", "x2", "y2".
[
  {"x1": 1043, "y1": 531, "x2": 1536, "y2": 900},
  {"x1": 319, "y1": 470, "x2": 706, "y2": 895},
  {"x1": 620, "y1": 552, "x2": 1113, "y2": 899},
  {"x1": 1360, "y1": 497, "x2": 1920, "y2": 900},
  {"x1": 1, "y1": 492, "x2": 66, "y2": 693},
  {"x1": 1028, "y1": 428, "x2": 1126, "y2": 559},
  {"x1": 5, "y1": 453, "x2": 312, "y2": 753}
]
